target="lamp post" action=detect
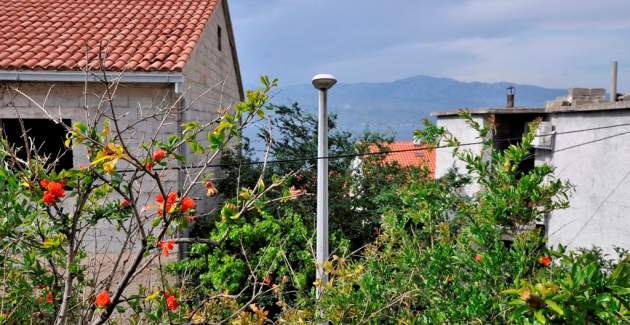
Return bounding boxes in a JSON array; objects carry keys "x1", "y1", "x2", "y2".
[{"x1": 312, "y1": 73, "x2": 337, "y2": 300}]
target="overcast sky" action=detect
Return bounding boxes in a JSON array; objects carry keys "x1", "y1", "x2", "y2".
[{"x1": 230, "y1": 0, "x2": 630, "y2": 90}]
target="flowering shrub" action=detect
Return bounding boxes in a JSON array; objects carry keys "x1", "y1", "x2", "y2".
[
  {"x1": 0, "y1": 75, "x2": 288, "y2": 324},
  {"x1": 1, "y1": 74, "x2": 629, "y2": 324}
]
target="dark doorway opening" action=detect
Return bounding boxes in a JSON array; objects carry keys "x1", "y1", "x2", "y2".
[
  {"x1": 492, "y1": 114, "x2": 541, "y2": 176},
  {"x1": 1, "y1": 119, "x2": 73, "y2": 171}
]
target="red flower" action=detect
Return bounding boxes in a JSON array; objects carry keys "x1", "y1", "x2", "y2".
[
  {"x1": 43, "y1": 192, "x2": 56, "y2": 205},
  {"x1": 152, "y1": 149, "x2": 166, "y2": 162},
  {"x1": 474, "y1": 254, "x2": 483, "y2": 263},
  {"x1": 180, "y1": 197, "x2": 195, "y2": 213},
  {"x1": 156, "y1": 192, "x2": 178, "y2": 215},
  {"x1": 165, "y1": 292, "x2": 178, "y2": 311},
  {"x1": 95, "y1": 290, "x2": 111, "y2": 308},
  {"x1": 120, "y1": 198, "x2": 129, "y2": 208},
  {"x1": 145, "y1": 162, "x2": 154, "y2": 171},
  {"x1": 159, "y1": 240, "x2": 175, "y2": 256},
  {"x1": 39, "y1": 179, "x2": 49, "y2": 189},
  {"x1": 539, "y1": 255, "x2": 552, "y2": 267},
  {"x1": 46, "y1": 182, "x2": 65, "y2": 198},
  {"x1": 46, "y1": 291, "x2": 53, "y2": 304}
]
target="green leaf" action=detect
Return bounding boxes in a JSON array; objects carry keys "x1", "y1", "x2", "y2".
[
  {"x1": 152, "y1": 217, "x2": 162, "y2": 228},
  {"x1": 545, "y1": 299, "x2": 564, "y2": 316},
  {"x1": 534, "y1": 310, "x2": 547, "y2": 324}
]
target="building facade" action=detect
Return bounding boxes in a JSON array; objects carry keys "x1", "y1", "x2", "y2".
[
  {"x1": 0, "y1": 0, "x2": 243, "y2": 252},
  {"x1": 434, "y1": 89, "x2": 630, "y2": 257}
]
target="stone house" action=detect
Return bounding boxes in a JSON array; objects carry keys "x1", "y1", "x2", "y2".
[
  {"x1": 0, "y1": 0, "x2": 243, "y2": 251},
  {"x1": 433, "y1": 87, "x2": 630, "y2": 257}
]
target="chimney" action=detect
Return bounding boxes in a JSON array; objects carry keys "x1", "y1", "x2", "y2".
[
  {"x1": 611, "y1": 61, "x2": 618, "y2": 102},
  {"x1": 506, "y1": 86, "x2": 515, "y2": 108}
]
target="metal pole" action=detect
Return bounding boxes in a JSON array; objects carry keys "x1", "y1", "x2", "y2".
[
  {"x1": 612, "y1": 61, "x2": 618, "y2": 102},
  {"x1": 316, "y1": 88, "x2": 329, "y2": 299}
]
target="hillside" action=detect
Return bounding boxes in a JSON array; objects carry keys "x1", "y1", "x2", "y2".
[{"x1": 264, "y1": 75, "x2": 564, "y2": 139}]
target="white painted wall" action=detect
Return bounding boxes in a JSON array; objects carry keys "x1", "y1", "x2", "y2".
[
  {"x1": 540, "y1": 110, "x2": 630, "y2": 257},
  {"x1": 436, "y1": 115, "x2": 486, "y2": 195},
  {"x1": 436, "y1": 110, "x2": 630, "y2": 257}
]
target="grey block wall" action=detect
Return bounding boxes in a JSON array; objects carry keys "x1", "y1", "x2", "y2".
[
  {"x1": 0, "y1": 81, "x2": 181, "y2": 253},
  {"x1": 181, "y1": 0, "x2": 242, "y2": 214}
]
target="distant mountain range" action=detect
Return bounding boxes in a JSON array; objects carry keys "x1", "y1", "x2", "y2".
[{"x1": 263, "y1": 75, "x2": 565, "y2": 139}]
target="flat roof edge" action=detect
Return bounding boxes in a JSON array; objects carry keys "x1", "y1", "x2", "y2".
[
  {"x1": 432, "y1": 102, "x2": 630, "y2": 117},
  {"x1": 432, "y1": 107, "x2": 546, "y2": 117}
]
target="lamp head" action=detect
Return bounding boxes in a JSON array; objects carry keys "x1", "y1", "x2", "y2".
[{"x1": 312, "y1": 74, "x2": 337, "y2": 90}]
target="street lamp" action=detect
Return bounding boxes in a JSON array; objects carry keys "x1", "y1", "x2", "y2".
[{"x1": 312, "y1": 73, "x2": 337, "y2": 300}]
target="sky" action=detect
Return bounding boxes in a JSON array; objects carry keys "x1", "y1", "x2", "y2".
[{"x1": 230, "y1": 0, "x2": 630, "y2": 90}]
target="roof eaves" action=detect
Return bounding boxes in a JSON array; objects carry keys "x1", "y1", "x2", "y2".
[{"x1": 0, "y1": 70, "x2": 184, "y2": 84}]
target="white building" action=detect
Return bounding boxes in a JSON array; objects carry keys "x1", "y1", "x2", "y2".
[{"x1": 433, "y1": 88, "x2": 630, "y2": 257}]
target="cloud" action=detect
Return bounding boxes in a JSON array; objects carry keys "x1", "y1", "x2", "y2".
[{"x1": 230, "y1": 0, "x2": 630, "y2": 90}]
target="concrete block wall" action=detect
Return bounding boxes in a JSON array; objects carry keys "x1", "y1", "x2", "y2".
[
  {"x1": 0, "y1": 81, "x2": 181, "y2": 253},
  {"x1": 182, "y1": 0, "x2": 242, "y2": 214},
  {"x1": 546, "y1": 88, "x2": 608, "y2": 109}
]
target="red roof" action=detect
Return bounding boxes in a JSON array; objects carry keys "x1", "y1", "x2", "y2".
[
  {"x1": 369, "y1": 141, "x2": 435, "y2": 177},
  {"x1": 0, "y1": 0, "x2": 219, "y2": 72}
]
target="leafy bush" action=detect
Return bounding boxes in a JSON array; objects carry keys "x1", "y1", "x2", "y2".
[{"x1": 314, "y1": 116, "x2": 630, "y2": 324}]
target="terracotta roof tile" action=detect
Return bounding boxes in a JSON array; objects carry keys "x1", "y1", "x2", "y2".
[
  {"x1": 369, "y1": 141, "x2": 436, "y2": 177},
  {"x1": 0, "y1": 0, "x2": 220, "y2": 72}
]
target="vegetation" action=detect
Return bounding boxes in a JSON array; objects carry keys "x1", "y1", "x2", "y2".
[{"x1": 0, "y1": 76, "x2": 629, "y2": 324}]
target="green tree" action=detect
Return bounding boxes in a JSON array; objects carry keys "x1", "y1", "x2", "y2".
[
  {"x1": 314, "y1": 116, "x2": 630, "y2": 324},
  {"x1": 179, "y1": 103, "x2": 422, "y2": 318}
]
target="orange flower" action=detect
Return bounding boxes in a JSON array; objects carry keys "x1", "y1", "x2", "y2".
[
  {"x1": 46, "y1": 291, "x2": 53, "y2": 304},
  {"x1": 46, "y1": 182, "x2": 65, "y2": 198},
  {"x1": 152, "y1": 149, "x2": 166, "y2": 162},
  {"x1": 95, "y1": 290, "x2": 111, "y2": 308},
  {"x1": 180, "y1": 197, "x2": 195, "y2": 213},
  {"x1": 205, "y1": 180, "x2": 218, "y2": 197},
  {"x1": 43, "y1": 192, "x2": 56, "y2": 205},
  {"x1": 159, "y1": 240, "x2": 175, "y2": 256},
  {"x1": 539, "y1": 255, "x2": 552, "y2": 267},
  {"x1": 474, "y1": 254, "x2": 483, "y2": 263},
  {"x1": 165, "y1": 292, "x2": 178, "y2": 311},
  {"x1": 156, "y1": 192, "x2": 178, "y2": 215},
  {"x1": 39, "y1": 179, "x2": 49, "y2": 189}
]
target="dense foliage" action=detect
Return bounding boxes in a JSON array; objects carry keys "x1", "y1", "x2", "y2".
[
  {"x1": 176, "y1": 103, "x2": 418, "y2": 317},
  {"x1": 1, "y1": 75, "x2": 629, "y2": 324},
  {"x1": 316, "y1": 117, "x2": 630, "y2": 324}
]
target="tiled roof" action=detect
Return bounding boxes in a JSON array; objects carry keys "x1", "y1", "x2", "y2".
[
  {"x1": 370, "y1": 141, "x2": 436, "y2": 177},
  {"x1": 0, "y1": 0, "x2": 219, "y2": 72}
]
